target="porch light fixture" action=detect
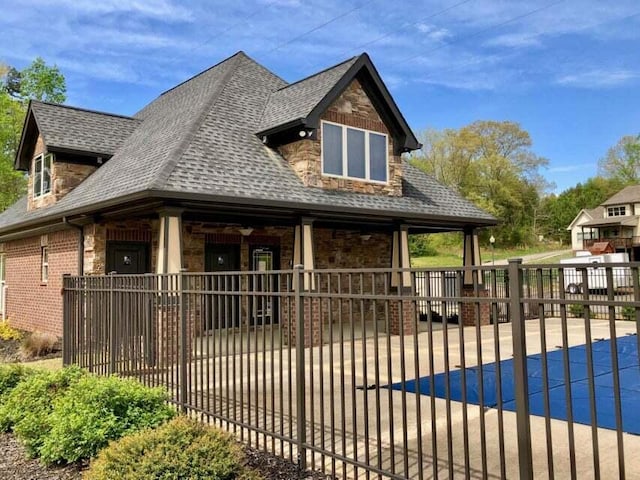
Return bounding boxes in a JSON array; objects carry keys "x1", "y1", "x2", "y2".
[
  {"x1": 489, "y1": 235, "x2": 496, "y2": 265},
  {"x1": 360, "y1": 233, "x2": 372, "y2": 241},
  {"x1": 238, "y1": 227, "x2": 254, "y2": 237}
]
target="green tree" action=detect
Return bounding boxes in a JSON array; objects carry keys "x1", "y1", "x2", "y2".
[
  {"x1": 410, "y1": 120, "x2": 549, "y2": 247},
  {"x1": 598, "y1": 134, "x2": 640, "y2": 184},
  {"x1": 0, "y1": 58, "x2": 67, "y2": 211}
]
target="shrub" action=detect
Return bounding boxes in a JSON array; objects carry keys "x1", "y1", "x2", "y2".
[
  {"x1": 0, "y1": 366, "x2": 86, "y2": 457},
  {"x1": 20, "y1": 331, "x2": 59, "y2": 359},
  {"x1": 0, "y1": 319, "x2": 23, "y2": 341},
  {"x1": 621, "y1": 305, "x2": 636, "y2": 321},
  {"x1": 39, "y1": 375, "x2": 175, "y2": 464},
  {"x1": 568, "y1": 304, "x2": 585, "y2": 318},
  {"x1": 85, "y1": 416, "x2": 260, "y2": 480},
  {"x1": 0, "y1": 364, "x2": 36, "y2": 401}
]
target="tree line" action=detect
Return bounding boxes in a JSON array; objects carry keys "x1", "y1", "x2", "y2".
[{"x1": 0, "y1": 58, "x2": 66, "y2": 210}]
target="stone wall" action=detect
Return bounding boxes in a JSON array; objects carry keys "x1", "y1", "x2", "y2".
[
  {"x1": 3, "y1": 229, "x2": 78, "y2": 336},
  {"x1": 278, "y1": 79, "x2": 403, "y2": 196},
  {"x1": 27, "y1": 135, "x2": 98, "y2": 211}
]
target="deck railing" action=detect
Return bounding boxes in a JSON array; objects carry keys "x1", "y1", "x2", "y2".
[{"x1": 63, "y1": 262, "x2": 640, "y2": 479}]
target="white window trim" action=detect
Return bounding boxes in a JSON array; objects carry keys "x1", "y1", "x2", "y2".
[
  {"x1": 33, "y1": 153, "x2": 53, "y2": 200},
  {"x1": 41, "y1": 246, "x2": 49, "y2": 283},
  {"x1": 320, "y1": 120, "x2": 389, "y2": 185},
  {"x1": 607, "y1": 205, "x2": 626, "y2": 217},
  {"x1": 0, "y1": 253, "x2": 5, "y2": 282}
]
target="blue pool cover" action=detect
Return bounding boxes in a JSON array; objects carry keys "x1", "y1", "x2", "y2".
[{"x1": 389, "y1": 335, "x2": 640, "y2": 434}]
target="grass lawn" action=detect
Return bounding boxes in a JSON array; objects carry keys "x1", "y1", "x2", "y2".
[{"x1": 412, "y1": 244, "x2": 569, "y2": 268}]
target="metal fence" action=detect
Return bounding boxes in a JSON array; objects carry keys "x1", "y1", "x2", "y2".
[{"x1": 63, "y1": 260, "x2": 640, "y2": 479}]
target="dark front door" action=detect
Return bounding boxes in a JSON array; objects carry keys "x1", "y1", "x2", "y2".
[
  {"x1": 106, "y1": 241, "x2": 150, "y2": 274},
  {"x1": 204, "y1": 244, "x2": 241, "y2": 330},
  {"x1": 249, "y1": 245, "x2": 280, "y2": 325}
]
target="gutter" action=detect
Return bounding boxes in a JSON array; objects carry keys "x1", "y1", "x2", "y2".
[{"x1": 63, "y1": 217, "x2": 84, "y2": 276}]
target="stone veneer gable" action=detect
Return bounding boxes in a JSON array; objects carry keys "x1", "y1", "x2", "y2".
[
  {"x1": 278, "y1": 79, "x2": 403, "y2": 196},
  {"x1": 27, "y1": 135, "x2": 98, "y2": 211}
]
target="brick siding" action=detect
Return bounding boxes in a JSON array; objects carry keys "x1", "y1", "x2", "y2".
[{"x1": 4, "y1": 229, "x2": 79, "y2": 336}]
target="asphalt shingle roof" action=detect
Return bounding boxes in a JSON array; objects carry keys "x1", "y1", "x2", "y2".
[
  {"x1": 601, "y1": 185, "x2": 640, "y2": 206},
  {"x1": 31, "y1": 101, "x2": 141, "y2": 156},
  {"x1": 257, "y1": 57, "x2": 357, "y2": 134},
  {"x1": 0, "y1": 51, "x2": 495, "y2": 234}
]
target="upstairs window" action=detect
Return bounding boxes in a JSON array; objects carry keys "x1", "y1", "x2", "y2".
[
  {"x1": 607, "y1": 206, "x2": 626, "y2": 217},
  {"x1": 33, "y1": 153, "x2": 53, "y2": 199},
  {"x1": 321, "y1": 121, "x2": 388, "y2": 183}
]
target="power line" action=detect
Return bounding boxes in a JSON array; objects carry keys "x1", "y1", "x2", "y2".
[
  {"x1": 391, "y1": 0, "x2": 566, "y2": 66},
  {"x1": 337, "y1": 0, "x2": 477, "y2": 58},
  {"x1": 409, "y1": 9, "x2": 640, "y2": 85},
  {"x1": 262, "y1": 0, "x2": 377, "y2": 55}
]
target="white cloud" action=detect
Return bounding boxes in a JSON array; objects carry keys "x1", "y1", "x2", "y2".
[
  {"x1": 556, "y1": 69, "x2": 638, "y2": 88},
  {"x1": 28, "y1": 0, "x2": 194, "y2": 21},
  {"x1": 416, "y1": 23, "x2": 451, "y2": 41},
  {"x1": 484, "y1": 33, "x2": 542, "y2": 48}
]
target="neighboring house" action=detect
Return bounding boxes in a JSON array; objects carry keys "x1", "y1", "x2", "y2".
[
  {"x1": 0, "y1": 52, "x2": 495, "y2": 337},
  {"x1": 567, "y1": 185, "x2": 640, "y2": 259}
]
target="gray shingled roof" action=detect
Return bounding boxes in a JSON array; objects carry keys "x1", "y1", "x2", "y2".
[
  {"x1": 0, "y1": 51, "x2": 495, "y2": 234},
  {"x1": 31, "y1": 101, "x2": 141, "y2": 156},
  {"x1": 601, "y1": 185, "x2": 640, "y2": 206},
  {"x1": 257, "y1": 57, "x2": 357, "y2": 134}
]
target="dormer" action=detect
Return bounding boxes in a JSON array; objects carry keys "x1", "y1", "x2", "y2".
[
  {"x1": 600, "y1": 185, "x2": 640, "y2": 220},
  {"x1": 257, "y1": 54, "x2": 420, "y2": 196},
  {"x1": 15, "y1": 101, "x2": 141, "y2": 211}
]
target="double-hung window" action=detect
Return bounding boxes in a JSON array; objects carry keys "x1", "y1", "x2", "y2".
[
  {"x1": 41, "y1": 246, "x2": 49, "y2": 283},
  {"x1": 607, "y1": 206, "x2": 626, "y2": 217},
  {"x1": 322, "y1": 121, "x2": 388, "y2": 183},
  {"x1": 33, "y1": 153, "x2": 53, "y2": 199}
]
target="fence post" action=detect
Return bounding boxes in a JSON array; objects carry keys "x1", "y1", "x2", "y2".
[
  {"x1": 109, "y1": 273, "x2": 117, "y2": 375},
  {"x1": 508, "y1": 258, "x2": 533, "y2": 480},
  {"x1": 62, "y1": 274, "x2": 70, "y2": 366},
  {"x1": 294, "y1": 264, "x2": 307, "y2": 471},
  {"x1": 179, "y1": 270, "x2": 188, "y2": 414}
]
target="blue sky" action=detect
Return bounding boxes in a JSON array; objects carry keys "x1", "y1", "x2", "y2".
[{"x1": 1, "y1": 0, "x2": 639, "y2": 193}]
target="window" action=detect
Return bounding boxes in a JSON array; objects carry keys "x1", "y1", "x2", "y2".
[
  {"x1": 41, "y1": 247, "x2": 49, "y2": 283},
  {"x1": 321, "y1": 121, "x2": 388, "y2": 183},
  {"x1": 607, "y1": 206, "x2": 626, "y2": 217},
  {"x1": 577, "y1": 230, "x2": 597, "y2": 241},
  {"x1": 0, "y1": 253, "x2": 5, "y2": 282},
  {"x1": 33, "y1": 153, "x2": 53, "y2": 199}
]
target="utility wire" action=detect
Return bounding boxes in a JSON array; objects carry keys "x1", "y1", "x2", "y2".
[
  {"x1": 337, "y1": 0, "x2": 477, "y2": 58},
  {"x1": 410, "y1": 9, "x2": 640, "y2": 84},
  {"x1": 392, "y1": 0, "x2": 566, "y2": 66},
  {"x1": 262, "y1": 0, "x2": 376, "y2": 55}
]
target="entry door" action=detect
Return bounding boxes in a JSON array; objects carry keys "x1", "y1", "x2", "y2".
[
  {"x1": 250, "y1": 246, "x2": 280, "y2": 325},
  {"x1": 204, "y1": 244, "x2": 240, "y2": 330},
  {"x1": 106, "y1": 242, "x2": 150, "y2": 274}
]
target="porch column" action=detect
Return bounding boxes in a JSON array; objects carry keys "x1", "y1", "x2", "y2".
[
  {"x1": 155, "y1": 208, "x2": 187, "y2": 366},
  {"x1": 389, "y1": 224, "x2": 415, "y2": 336},
  {"x1": 156, "y1": 207, "x2": 184, "y2": 274},
  {"x1": 462, "y1": 227, "x2": 490, "y2": 326},
  {"x1": 291, "y1": 217, "x2": 320, "y2": 346}
]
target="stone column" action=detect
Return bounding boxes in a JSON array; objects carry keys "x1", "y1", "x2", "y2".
[
  {"x1": 462, "y1": 227, "x2": 490, "y2": 326},
  {"x1": 289, "y1": 217, "x2": 321, "y2": 347},
  {"x1": 389, "y1": 224, "x2": 416, "y2": 335}
]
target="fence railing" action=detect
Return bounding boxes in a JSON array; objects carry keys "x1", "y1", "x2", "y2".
[{"x1": 62, "y1": 261, "x2": 640, "y2": 479}]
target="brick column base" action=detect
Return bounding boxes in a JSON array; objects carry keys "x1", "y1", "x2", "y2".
[
  {"x1": 283, "y1": 298, "x2": 322, "y2": 347},
  {"x1": 389, "y1": 297, "x2": 416, "y2": 336},
  {"x1": 461, "y1": 287, "x2": 490, "y2": 326}
]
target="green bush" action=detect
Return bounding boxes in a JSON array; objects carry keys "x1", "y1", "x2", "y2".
[
  {"x1": 0, "y1": 364, "x2": 36, "y2": 401},
  {"x1": 39, "y1": 375, "x2": 175, "y2": 464},
  {"x1": 409, "y1": 234, "x2": 437, "y2": 257},
  {"x1": 0, "y1": 366, "x2": 86, "y2": 457},
  {"x1": 621, "y1": 306, "x2": 636, "y2": 321},
  {"x1": 568, "y1": 304, "x2": 585, "y2": 318},
  {"x1": 85, "y1": 416, "x2": 260, "y2": 480}
]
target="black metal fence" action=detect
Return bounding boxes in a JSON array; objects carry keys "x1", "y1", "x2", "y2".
[{"x1": 63, "y1": 261, "x2": 640, "y2": 479}]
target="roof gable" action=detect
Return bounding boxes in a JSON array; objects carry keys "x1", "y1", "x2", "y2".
[
  {"x1": 15, "y1": 101, "x2": 141, "y2": 170},
  {"x1": 257, "y1": 54, "x2": 420, "y2": 152}
]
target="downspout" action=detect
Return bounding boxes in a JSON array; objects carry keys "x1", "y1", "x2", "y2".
[{"x1": 63, "y1": 217, "x2": 84, "y2": 276}]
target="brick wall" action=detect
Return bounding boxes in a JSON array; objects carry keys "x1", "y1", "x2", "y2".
[
  {"x1": 278, "y1": 79, "x2": 403, "y2": 196},
  {"x1": 4, "y1": 229, "x2": 79, "y2": 336}
]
